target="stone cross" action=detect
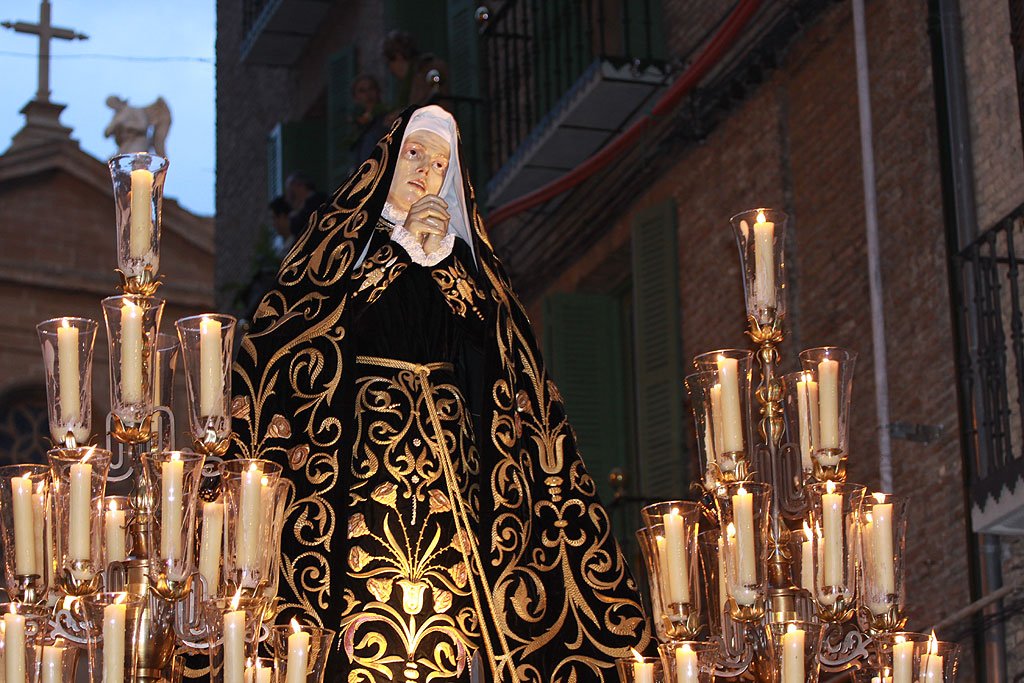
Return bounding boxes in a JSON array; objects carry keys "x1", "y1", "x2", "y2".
[{"x1": 2, "y1": 0, "x2": 88, "y2": 103}]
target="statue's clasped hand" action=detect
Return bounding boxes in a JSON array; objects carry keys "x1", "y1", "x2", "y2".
[{"x1": 405, "y1": 195, "x2": 450, "y2": 255}]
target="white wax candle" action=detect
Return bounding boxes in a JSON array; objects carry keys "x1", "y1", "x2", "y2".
[
  {"x1": 818, "y1": 358, "x2": 840, "y2": 450},
  {"x1": 801, "y1": 528, "x2": 814, "y2": 592},
  {"x1": 892, "y1": 637, "x2": 913, "y2": 683},
  {"x1": 753, "y1": 213, "x2": 776, "y2": 309},
  {"x1": 199, "y1": 501, "x2": 224, "y2": 592},
  {"x1": 129, "y1": 169, "x2": 154, "y2": 259},
  {"x1": 796, "y1": 375, "x2": 817, "y2": 471},
  {"x1": 105, "y1": 501, "x2": 127, "y2": 563},
  {"x1": 199, "y1": 317, "x2": 224, "y2": 417},
  {"x1": 709, "y1": 383, "x2": 724, "y2": 461},
  {"x1": 69, "y1": 461, "x2": 92, "y2": 561},
  {"x1": 4, "y1": 610, "x2": 25, "y2": 683},
  {"x1": 239, "y1": 465, "x2": 263, "y2": 571},
  {"x1": 922, "y1": 652, "x2": 944, "y2": 682},
  {"x1": 120, "y1": 300, "x2": 144, "y2": 405},
  {"x1": 732, "y1": 488, "x2": 757, "y2": 588},
  {"x1": 160, "y1": 454, "x2": 185, "y2": 560},
  {"x1": 57, "y1": 321, "x2": 80, "y2": 424},
  {"x1": 663, "y1": 508, "x2": 690, "y2": 604},
  {"x1": 102, "y1": 601, "x2": 127, "y2": 682},
  {"x1": 41, "y1": 644, "x2": 63, "y2": 683},
  {"x1": 245, "y1": 662, "x2": 272, "y2": 683},
  {"x1": 675, "y1": 642, "x2": 698, "y2": 683},
  {"x1": 872, "y1": 502, "x2": 896, "y2": 596},
  {"x1": 716, "y1": 535, "x2": 728, "y2": 615},
  {"x1": 10, "y1": 475, "x2": 37, "y2": 576},
  {"x1": 822, "y1": 484, "x2": 844, "y2": 586},
  {"x1": 32, "y1": 485, "x2": 47, "y2": 578},
  {"x1": 224, "y1": 607, "x2": 246, "y2": 683},
  {"x1": 781, "y1": 624, "x2": 805, "y2": 683},
  {"x1": 632, "y1": 659, "x2": 654, "y2": 683},
  {"x1": 286, "y1": 622, "x2": 311, "y2": 683},
  {"x1": 717, "y1": 357, "x2": 744, "y2": 454}
]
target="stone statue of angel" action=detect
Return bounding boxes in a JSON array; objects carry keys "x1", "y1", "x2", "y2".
[{"x1": 103, "y1": 95, "x2": 171, "y2": 156}]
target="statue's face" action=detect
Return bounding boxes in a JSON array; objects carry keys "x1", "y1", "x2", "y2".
[{"x1": 387, "y1": 130, "x2": 450, "y2": 214}]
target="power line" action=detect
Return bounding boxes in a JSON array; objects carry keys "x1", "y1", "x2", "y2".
[{"x1": 0, "y1": 50, "x2": 211, "y2": 63}]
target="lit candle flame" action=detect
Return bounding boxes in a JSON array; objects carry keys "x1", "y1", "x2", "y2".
[
  {"x1": 171, "y1": 451, "x2": 181, "y2": 462},
  {"x1": 81, "y1": 445, "x2": 96, "y2": 463},
  {"x1": 803, "y1": 522, "x2": 813, "y2": 542},
  {"x1": 681, "y1": 642, "x2": 693, "y2": 654},
  {"x1": 737, "y1": 485, "x2": 747, "y2": 496},
  {"x1": 61, "y1": 318, "x2": 70, "y2": 329},
  {"x1": 756, "y1": 210, "x2": 766, "y2": 224},
  {"x1": 895, "y1": 634, "x2": 906, "y2": 644},
  {"x1": 290, "y1": 617, "x2": 302, "y2": 635},
  {"x1": 261, "y1": 476, "x2": 270, "y2": 487},
  {"x1": 787, "y1": 622, "x2": 798, "y2": 634},
  {"x1": 928, "y1": 631, "x2": 938, "y2": 655},
  {"x1": 9, "y1": 603, "x2": 17, "y2": 615},
  {"x1": 825, "y1": 480, "x2": 836, "y2": 495},
  {"x1": 726, "y1": 522, "x2": 736, "y2": 540},
  {"x1": 109, "y1": 499, "x2": 118, "y2": 512},
  {"x1": 873, "y1": 491, "x2": 887, "y2": 504},
  {"x1": 670, "y1": 506, "x2": 679, "y2": 516},
  {"x1": 230, "y1": 588, "x2": 242, "y2": 611},
  {"x1": 114, "y1": 592, "x2": 127, "y2": 605},
  {"x1": 631, "y1": 648, "x2": 643, "y2": 663},
  {"x1": 248, "y1": 462, "x2": 259, "y2": 474}
]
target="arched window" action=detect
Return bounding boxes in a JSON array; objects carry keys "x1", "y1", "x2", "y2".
[{"x1": 0, "y1": 385, "x2": 50, "y2": 466}]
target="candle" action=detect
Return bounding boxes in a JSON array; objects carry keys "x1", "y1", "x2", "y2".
[
  {"x1": 239, "y1": 464, "x2": 263, "y2": 571},
  {"x1": 822, "y1": 481, "x2": 844, "y2": 586},
  {"x1": 129, "y1": 168, "x2": 153, "y2": 259},
  {"x1": 10, "y1": 475, "x2": 37, "y2": 576},
  {"x1": 781, "y1": 623, "x2": 805, "y2": 683},
  {"x1": 800, "y1": 524, "x2": 814, "y2": 592},
  {"x1": 245, "y1": 660, "x2": 272, "y2": 683},
  {"x1": 818, "y1": 357, "x2": 840, "y2": 451},
  {"x1": 105, "y1": 500, "x2": 127, "y2": 563},
  {"x1": 872, "y1": 495, "x2": 896, "y2": 598},
  {"x1": 199, "y1": 317, "x2": 224, "y2": 417},
  {"x1": 32, "y1": 483, "x2": 48, "y2": 579},
  {"x1": 57, "y1": 320, "x2": 80, "y2": 424},
  {"x1": 922, "y1": 633, "x2": 943, "y2": 682},
  {"x1": 716, "y1": 534, "x2": 729, "y2": 614},
  {"x1": 753, "y1": 211, "x2": 776, "y2": 309},
  {"x1": 892, "y1": 635, "x2": 913, "y2": 683},
  {"x1": 69, "y1": 457, "x2": 93, "y2": 562},
  {"x1": 796, "y1": 373, "x2": 818, "y2": 471},
  {"x1": 41, "y1": 644, "x2": 63, "y2": 683},
  {"x1": 709, "y1": 383, "x2": 724, "y2": 461},
  {"x1": 871, "y1": 670, "x2": 893, "y2": 683},
  {"x1": 224, "y1": 592, "x2": 246, "y2": 683},
  {"x1": 732, "y1": 487, "x2": 757, "y2": 588},
  {"x1": 120, "y1": 300, "x2": 144, "y2": 405},
  {"x1": 102, "y1": 596, "x2": 127, "y2": 683},
  {"x1": 675, "y1": 642, "x2": 698, "y2": 683},
  {"x1": 199, "y1": 501, "x2": 224, "y2": 592},
  {"x1": 160, "y1": 453, "x2": 185, "y2": 560},
  {"x1": 4, "y1": 606, "x2": 25, "y2": 683},
  {"x1": 663, "y1": 508, "x2": 690, "y2": 604},
  {"x1": 717, "y1": 355, "x2": 744, "y2": 454},
  {"x1": 286, "y1": 619, "x2": 311, "y2": 683}
]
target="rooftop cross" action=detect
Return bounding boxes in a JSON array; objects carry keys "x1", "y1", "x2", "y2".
[{"x1": 2, "y1": 0, "x2": 88, "y2": 103}]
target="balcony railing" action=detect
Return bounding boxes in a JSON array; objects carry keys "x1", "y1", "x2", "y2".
[
  {"x1": 479, "y1": 0, "x2": 666, "y2": 179},
  {"x1": 956, "y1": 201, "x2": 1024, "y2": 530}
]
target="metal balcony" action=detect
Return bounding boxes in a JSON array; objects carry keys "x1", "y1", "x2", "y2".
[{"x1": 240, "y1": 0, "x2": 332, "y2": 66}]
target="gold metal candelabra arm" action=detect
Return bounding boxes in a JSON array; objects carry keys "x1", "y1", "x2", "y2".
[{"x1": 747, "y1": 314, "x2": 785, "y2": 449}]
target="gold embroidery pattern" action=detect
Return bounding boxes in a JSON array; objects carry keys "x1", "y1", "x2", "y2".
[
  {"x1": 341, "y1": 360, "x2": 482, "y2": 681},
  {"x1": 352, "y1": 240, "x2": 407, "y2": 306},
  {"x1": 431, "y1": 261, "x2": 486, "y2": 320}
]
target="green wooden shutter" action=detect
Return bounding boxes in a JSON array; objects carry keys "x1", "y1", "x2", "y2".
[
  {"x1": 631, "y1": 201, "x2": 686, "y2": 500},
  {"x1": 327, "y1": 46, "x2": 357, "y2": 188},
  {"x1": 267, "y1": 121, "x2": 328, "y2": 199},
  {"x1": 386, "y1": 0, "x2": 449, "y2": 59},
  {"x1": 543, "y1": 293, "x2": 627, "y2": 505}
]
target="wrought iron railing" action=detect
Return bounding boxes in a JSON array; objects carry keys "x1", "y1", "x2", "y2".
[
  {"x1": 956, "y1": 202, "x2": 1024, "y2": 507},
  {"x1": 241, "y1": 0, "x2": 277, "y2": 51},
  {"x1": 479, "y1": 0, "x2": 665, "y2": 175}
]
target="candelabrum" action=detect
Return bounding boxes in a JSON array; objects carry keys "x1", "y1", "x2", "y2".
[
  {"x1": 0, "y1": 152, "x2": 329, "y2": 682},
  {"x1": 631, "y1": 208, "x2": 961, "y2": 681}
]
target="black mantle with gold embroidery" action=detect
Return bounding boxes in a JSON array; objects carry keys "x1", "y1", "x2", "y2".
[{"x1": 229, "y1": 108, "x2": 651, "y2": 681}]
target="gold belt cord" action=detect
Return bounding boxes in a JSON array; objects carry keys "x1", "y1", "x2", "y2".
[{"x1": 355, "y1": 356, "x2": 519, "y2": 683}]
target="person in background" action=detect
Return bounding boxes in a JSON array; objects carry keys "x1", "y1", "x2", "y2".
[
  {"x1": 382, "y1": 30, "x2": 449, "y2": 118},
  {"x1": 285, "y1": 171, "x2": 327, "y2": 240},
  {"x1": 268, "y1": 194, "x2": 293, "y2": 255},
  {"x1": 349, "y1": 74, "x2": 389, "y2": 164}
]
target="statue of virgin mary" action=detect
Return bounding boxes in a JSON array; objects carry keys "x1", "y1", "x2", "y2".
[{"x1": 230, "y1": 105, "x2": 651, "y2": 681}]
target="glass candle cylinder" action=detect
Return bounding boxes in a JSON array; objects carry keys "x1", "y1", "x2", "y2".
[
  {"x1": 713, "y1": 481, "x2": 772, "y2": 621},
  {"x1": 797, "y1": 347, "x2": 857, "y2": 477},
  {"x1": 203, "y1": 594, "x2": 267, "y2": 683},
  {"x1": 81, "y1": 592, "x2": 146, "y2": 683},
  {"x1": 0, "y1": 464, "x2": 50, "y2": 604},
  {"x1": 657, "y1": 641, "x2": 717, "y2": 683},
  {"x1": 807, "y1": 481, "x2": 865, "y2": 621},
  {"x1": 730, "y1": 208, "x2": 789, "y2": 326},
  {"x1": 697, "y1": 529, "x2": 729, "y2": 638},
  {"x1": 197, "y1": 496, "x2": 226, "y2": 599},
  {"x1": 151, "y1": 332, "x2": 180, "y2": 450},
  {"x1": 38, "y1": 637, "x2": 80, "y2": 683},
  {"x1": 874, "y1": 632, "x2": 930, "y2": 683},
  {"x1": 693, "y1": 349, "x2": 755, "y2": 477},
  {"x1": 768, "y1": 620, "x2": 825, "y2": 683},
  {"x1": 221, "y1": 459, "x2": 284, "y2": 595},
  {"x1": 859, "y1": 492, "x2": 909, "y2": 632},
  {"x1": 244, "y1": 657, "x2": 275, "y2": 683},
  {"x1": 176, "y1": 314, "x2": 236, "y2": 448},
  {"x1": 268, "y1": 622, "x2": 336, "y2": 683},
  {"x1": 260, "y1": 479, "x2": 290, "y2": 615},
  {"x1": 109, "y1": 153, "x2": 169, "y2": 280},
  {"x1": 639, "y1": 502, "x2": 702, "y2": 639},
  {"x1": 48, "y1": 447, "x2": 112, "y2": 596},
  {"x1": 103, "y1": 495, "x2": 130, "y2": 566},
  {"x1": 102, "y1": 295, "x2": 165, "y2": 428},
  {"x1": 0, "y1": 603, "x2": 48, "y2": 683},
  {"x1": 781, "y1": 371, "x2": 818, "y2": 475},
  {"x1": 615, "y1": 653, "x2": 664, "y2": 683},
  {"x1": 913, "y1": 635, "x2": 959, "y2": 683},
  {"x1": 684, "y1": 371, "x2": 719, "y2": 489},
  {"x1": 37, "y1": 316, "x2": 98, "y2": 446},
  {"x1": 143, "y1": 451, "x2": 206, "y2": 600}
]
